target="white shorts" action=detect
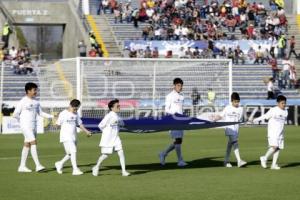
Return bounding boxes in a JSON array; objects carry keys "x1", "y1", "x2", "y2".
[
  {"x1": 22, "y1": 128, "x2": 37, "y2": 143},
  {"x1": 63, "y1": 141, "x2": 77, "y2": 154},
  {"x1": 101, "y1": 143, "x2": 123, "y2": 154},
  {"x1": 170, "y1": 130, "x2": 184, "y2": 139},
  {"x1": 268, "y1": 137, "x2": 284, "y2": 149}
]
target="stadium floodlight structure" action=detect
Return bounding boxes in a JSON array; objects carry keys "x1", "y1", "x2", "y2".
[{"x1": 36, "y1": 57, "x2": 232, "y2": 120}]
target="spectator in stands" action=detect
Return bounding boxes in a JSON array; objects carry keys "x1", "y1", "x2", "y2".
[
  {"x1": 191, "y1": 87, "x2": 201, "y2": 106},
  {"x1": 24, "y1": 60, "x2": 34, "y2": 75},
  {"x1": 233, "y1": 46, "x2": 245, "y2": 64},
  {"x1": 289, "y1": 61, "x2": 297, "y2": 89},
  {"x1": 110, "y1": 0, "x2": 117, "y2": 14},
  {"x1": 267, "y1": 78, "x2": 275, "y2": 100},
  {"x1": 219, "y1": 46, "x2": 227, "y2": 58},
  {"x1": 142, "y1": 26, "x2": 150, "y2": 40},
  {"x1": 227, "y1": 48, "x2": 234, "y2": 62},
  {"x1": 102, "y1": 0, "x2": 110, "y2": 14},
  {"x1": 185, "y1": 47, "x2": 193, "y2": 59},
  {"x1": 254, "y1": 45, "x2": 264, "y2": 64},
  {"x1": 278, "y1": 34, "x2": 286, "y2": 58},
  {"x1": 1, "y1": 23, "x2": 12, "y2": 50},
  {"x1": 165, "y1": 50, "x2": 173, "y2": 58},
  {"x1": 178, "y1": 47, "x2": 186, "y2": 58},
  {"x1": 123, "y1": 46, "x2": 130, "y2": 57},
  {"x1": 97, "y1": 0, "x2": 104, "y2": 15},
  {"x1": 124, "y1": 3, "x2": 133, "y2": 23},
  {"x1": 132, "y1": 8, "x2": 139, "y2": 28},
  {"x1": 78, "y1": 40, "x2": 87, "y2": 57},
  {"x1": 282, "y1": 57, "x2": 291, "y2": 89},
  {"x1": 152, "y1": 47, "x2": 159, "y2": 58},
  {"x1": 269, "y1": 56, "x2": 278, "y2": 80},
  {"x1": 246, "y1": 24, "x2": 256, "y2": 39},
  {"x1": 269, "y1": 35, "x2": 277, "y2": 58},
  {"x1": 269, "y1": 0, "x2": 277, "y2": 11},
  {"x1": 193, "y1": 47, "x2": 201, "y2": 58},
  {"x1": 9, "y1": 46, "x2": 18, "y2": 59},
  {"x1": 89, "y1": 31, "x2": 103, "y2": 56},
  {"x1": 144, "y1": 46, "x2": 152, "y2": 58},
  {"x1": 88, "y1": 47, "x2": 97, "y2": 57},
  {"x1": 114, "y1": 4, "x2": 123, "y2": 23},
  {"x1": 288, "y1": 36, "x2": 298, "y2": 59},
  {"x1": 137, "y1": 49, "x2": 144, "y2": 58},
  {"x1": 225, "y1": 15, "x2": 237, "y2": 33}
]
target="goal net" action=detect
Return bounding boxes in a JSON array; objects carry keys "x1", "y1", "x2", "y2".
[{"x1": 39, "y1": 58, "x2": 232, "y2": 122}]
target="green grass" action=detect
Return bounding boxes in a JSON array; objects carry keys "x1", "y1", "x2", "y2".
[{"x1": 0, "y1": 126, "x2": 300, "y2": 200}]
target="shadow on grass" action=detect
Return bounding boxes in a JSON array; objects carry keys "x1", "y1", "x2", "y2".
[
  {"x1": 282, "y1": 162, "x2": 300, "y2": 168},
  {"x1": 43, "y1": 157, "x2": 224, "y2": 175},
  {"x1": 95, "y1": 157, "x2": 224, "y2": 175}
]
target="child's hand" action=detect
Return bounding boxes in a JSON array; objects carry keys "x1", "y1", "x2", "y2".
[
  {"x1": 247, "y1": 118, "x2": 254, "y2": 124},
  {"x1": 208, "y1": 114, "x2": 216, "y2": 122},
  {"x1": 86, "y1": 131, "x2": 92, "y2": 137}
]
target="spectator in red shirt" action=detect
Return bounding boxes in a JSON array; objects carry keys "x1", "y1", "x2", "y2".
[
  {"x1": 288, "y1": 36, "x2": 298, "y2": 58},
  {"x1": 269, "y1": 56, "x2": 278, "y2": 80}
]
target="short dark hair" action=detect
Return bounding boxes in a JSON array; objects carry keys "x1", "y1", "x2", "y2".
[
  {"x1": 173, "y1": 78, "x2": 183, "y2": 85},
  {"x1": 277, "y1": 95, "x2": 286, "y2": 103},
  {"x1": 231, "y1": 92, "x2": 240, "y2": 101},
  {"x1": 25, "y1": 82, "x2": 38, "y2": 93},
  {"x1": 108, "y1": 99, "x2": 119, "y2": 111},
  {"x1": 70, "y1": 99, "x2": 81, "y2": 107}
]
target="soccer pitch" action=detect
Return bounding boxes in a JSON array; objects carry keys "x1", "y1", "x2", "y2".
[{"x1": 0, "y1": 126, "x2": 299, "y2": 200}]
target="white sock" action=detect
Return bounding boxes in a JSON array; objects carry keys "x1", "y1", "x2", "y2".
[
  {"x1": 233, "y1": 142, "x2": 241, "y2": 163},
  {"x1": 70, "y1": 152, "x2": 78, "y2": 170},
  {"x1": 264, "y1": 147, "x2": 276, "y2": 160},
  {"x1": 163, "y1": 144, "x2": 175, "y2": 156},
  {"x1": 117, "y1": 150, "x2": 126, "y2": 172},
  {"x1": 225, "y1": 141, "x2": 232, "y2": 163},
  {"x1": 60, "y1": 155, "x2": 70, "y2": 166},
  {"x1": 95, "y1": 154, "x2": 108, "y2": 168},
  {"x1": 20, "y1": 146, "x2": 30, "y2": 167},
  {"x1": 175, "y1": 144, "x2": 183, "y2": 162},
  {"x1": 30, "y1": 145, "x2": 41, "y2": 167},
  {"x1": 272, "y1": 150, "x2": 280, "y2": 166}
]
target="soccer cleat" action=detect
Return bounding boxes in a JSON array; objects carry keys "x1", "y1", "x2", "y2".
[
  {"x1": 18, "y1": 166, "x2": 32, "y2": 173},
  {"x1": 72, "y1": 168, "x2": 83, "y2": 176},
  {"x1": 260, "y1": 156, "x2": 267, "y2": 169},
  {"x1": 270, "y1": 164, "x2": 281, "y2": 170},
  {"x1": 92, "y1": 166, "x2": 99, "y2": 177},
  {"x1": 177, "y1": 160, "x2": 188, "y2": 167},
  {"x1": 238, "y1": 160, "x2": 247, "y2": 168},
  {"x1": 224, "y1": 162, "x2": 232, "y2": 168},
  {"x1": 36, "y1": 165, "x2": 46, "y2": 172},
  {"x1": 55, "y1": 162, "x2": 63, "y2": 174},
  {"x1": 122, "y1": 171, "x2": 130, "y2": 177},
  {"x1": 159, "y1": 152, "x2": 166, "y2": 166}
]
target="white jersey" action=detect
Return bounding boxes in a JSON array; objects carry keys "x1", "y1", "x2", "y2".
[
  {"x1": 98, "y1": 111, "x2": 124, "y2": 148},
  {"x1": 220, "y1": 105, "x2": 243, "y2": 136},
  {"x1": 253, "y1": 106, "x2": 288, "y2": 139},
  {"x1": 13, "y1": 96, "x2": 53, "y2": 130},
  {"x1": 165, "y1": 90, "x2": 184, "y2": 115},
  {"x1": 56, "y1": 109, "x2": 82, "y2": 143}
]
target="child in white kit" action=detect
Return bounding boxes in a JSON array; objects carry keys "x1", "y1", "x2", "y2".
[
  {"x1": 252, "y1": 95, "x2": 288, "y2": 170},
  {"x1": 159, "y1": 78, "x2": 187, "y2": 167},
  {"x1": 213, "y1": 92, "x2": 247, "y2": 168},
  {"x1": 13, "y1": 82, "x2": 54, "y2": 173},
  {"x1": 55, "y1": 99, "x2": 92, "y2": 175},
  {"x1": 92, "y1": 99, "x2": 130, "y2": 177}
]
